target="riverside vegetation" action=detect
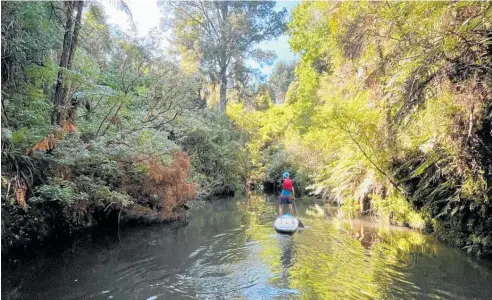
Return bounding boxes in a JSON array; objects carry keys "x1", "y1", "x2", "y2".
[{"x1": 1, "y1": 1, "x2": 491, "y2": 259}]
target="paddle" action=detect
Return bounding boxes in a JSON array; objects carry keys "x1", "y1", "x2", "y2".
[{"x1": 292, "y1": 198, "x2": 304, "y2": 228}]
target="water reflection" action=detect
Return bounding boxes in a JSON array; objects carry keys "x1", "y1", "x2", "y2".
[{"x1": 3, "y1": 194, "x2": 492, "y2": 300}]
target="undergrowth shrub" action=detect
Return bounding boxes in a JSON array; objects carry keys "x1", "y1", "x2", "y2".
[
  {"x1": 172, "y1": 109, "x2": 248, "y2": 197},
  {"x1": 123, "y1": 152, "x2": 197, "y2": 221},
  {"x1": 47, "y1": 135, "x2": 197, "y2": 223}
]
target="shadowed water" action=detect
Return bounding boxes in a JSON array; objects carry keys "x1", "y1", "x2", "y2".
[{"x1": 3, "y1": 194, "x2": 492, "y2": 299}]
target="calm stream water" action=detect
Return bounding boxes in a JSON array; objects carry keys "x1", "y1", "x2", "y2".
[{"x1": 3, "y1": 194, "x2": 492, "y2": 299}]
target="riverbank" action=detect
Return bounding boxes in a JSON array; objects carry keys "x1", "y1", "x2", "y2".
[{"x1": 1, "y1": 197, "x2": 193, "y2": 259}]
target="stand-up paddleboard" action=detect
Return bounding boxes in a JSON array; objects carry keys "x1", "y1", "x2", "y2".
[{"x1": 274, "y1": 214, "x2": 299, "y2": 234}]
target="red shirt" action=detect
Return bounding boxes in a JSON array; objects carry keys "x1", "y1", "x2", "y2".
[{"x1": 282, "y1": 178, "x2": 293, "y2": 191}]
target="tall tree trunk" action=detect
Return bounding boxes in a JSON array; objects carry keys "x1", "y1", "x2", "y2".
[
  {"x1": 217, "y1": 2, "x2": 229, "y2": 114},
  {"x1": 67, "y1": 1, "x2": 83, "y2": 69},
  {"x1": 53, "y1": 1, "x2": 74, "y2": 125},
  {"x1": 53, "y1": 0, "x2": 83, "y2": 125},
  {"x1": 219, "y1": 67, "x2": 227, "y2": 113}
]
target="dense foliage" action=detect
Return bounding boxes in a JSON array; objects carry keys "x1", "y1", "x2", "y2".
[
  {"x1": 1, "y1": 1, "x2": 248, "y2": 253},
  {"x1": 229, "y1": 2, "x2": 492, "y2": 257}
]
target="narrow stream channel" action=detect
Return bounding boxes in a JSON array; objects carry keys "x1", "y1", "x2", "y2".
[{"x1": 3, "y1": 194, "x2": 492, "y2": 299}]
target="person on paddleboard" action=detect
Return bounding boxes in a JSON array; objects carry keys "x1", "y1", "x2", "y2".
[{"x1": 279, "y1": 172, "x2": 296, "y2": 216}]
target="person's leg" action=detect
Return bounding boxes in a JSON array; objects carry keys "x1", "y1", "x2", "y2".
[
  {"x1": 288, "y1": 204, "x2": 295, "y2": 216},
  {"x1": 279, "y1": 203, "x2": 283, "y2": 216}
]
